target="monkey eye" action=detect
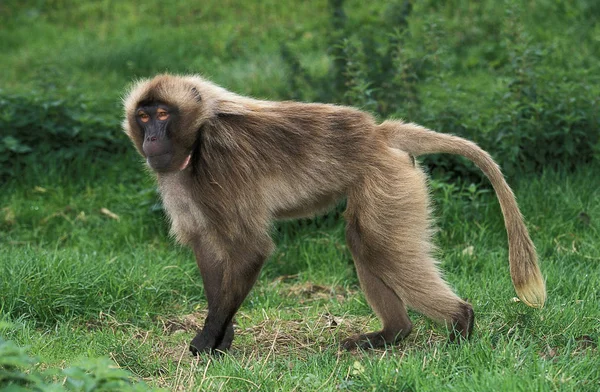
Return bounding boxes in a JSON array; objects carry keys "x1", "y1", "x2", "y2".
[
  {"x1": 157, "y1": 109, "x2": 170, "y2": 121},
  {"x1": 138, "y1": 111, "x2": 150, "y2": 123}
]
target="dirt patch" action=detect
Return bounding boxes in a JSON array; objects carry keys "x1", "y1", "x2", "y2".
[
  {"x1": 284, "y1": 282, "x2": 354, "y2": 304},
  {"x1": 159, "y1": 313, "x2": 205, "y2": 335}
]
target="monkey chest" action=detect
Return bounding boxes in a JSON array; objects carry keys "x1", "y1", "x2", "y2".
[{"x1": 158, "y1": 175, "x2": 207, "y2": 244}]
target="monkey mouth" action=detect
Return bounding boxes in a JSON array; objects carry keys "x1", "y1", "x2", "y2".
[
  {"x1": 147, "y1": 152, "x2": 173, "y2": 172},
  {"x1": 147, "y1": 153, "x2": 191, "y2": 172}
]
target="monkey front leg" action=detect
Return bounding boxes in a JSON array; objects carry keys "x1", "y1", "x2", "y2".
[{"x1": 190, "y1": 241, "x2": 267, "y2": 355}]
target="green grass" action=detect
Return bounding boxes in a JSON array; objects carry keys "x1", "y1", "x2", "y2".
[
  {"x1": 1, "y1": 1, "x2": 599, "y2": 390},
  {"x1": 0, "y1": 0, "x2": 332, "y2": 100},
  {"x1": 1, "y1": 156, "x2": 599, "y2": 391}
]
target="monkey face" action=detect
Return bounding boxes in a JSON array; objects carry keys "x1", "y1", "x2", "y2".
[
  {"x1": 124, "y1": 74, "x2": 250, "y2": 174},
  {"x1": 135, "y1": 101, "x2": 191, "y2": 172}
]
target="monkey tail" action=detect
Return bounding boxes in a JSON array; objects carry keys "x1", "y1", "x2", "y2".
[{"x1": 380, "y1": 120, "x2": 546, "y2": 308}]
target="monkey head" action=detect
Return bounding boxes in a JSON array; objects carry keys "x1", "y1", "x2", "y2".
[{"x1": 123, "y1": 74, "x2": 249, "y2": 173}]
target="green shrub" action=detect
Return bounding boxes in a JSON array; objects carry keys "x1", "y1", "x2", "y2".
[
  {"x1": 0, "y1": 333, "x2": 158, "y2": 391},
  {"x1": 279, "y1": 0, "x2": 600, "y2": 179},
  {"x1": 0, "y1": 90, "x2": 127, "y2": 180}
]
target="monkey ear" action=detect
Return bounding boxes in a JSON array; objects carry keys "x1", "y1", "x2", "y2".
[
  {"x1": 191, "y1": 87, "x2": 202, "y2": 102},
  {"x1": 188, "y1": 85, "x2": 246, "y2": 116}
]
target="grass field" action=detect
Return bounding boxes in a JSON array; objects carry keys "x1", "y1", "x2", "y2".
[
  {"x1": 2, "y1": 161, "x2": 600, "y2": 390},
  {"x1": 1, "y1": 1, "x2": 599, "y2": 391}
]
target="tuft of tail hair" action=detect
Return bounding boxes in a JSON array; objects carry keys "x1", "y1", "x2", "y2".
[{"x1": 381, "y1": 120, "x2": 546, "y2": 308}]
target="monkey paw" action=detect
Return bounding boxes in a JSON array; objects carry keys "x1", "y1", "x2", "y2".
[
  {"x1": 341, "y1": 332, "x2": 389, "y2": 351},
  {"x1": 341, "y1": 325, "x2": 412, "y2": 351},
  {"x1": 449, "y1": 302, "x2": 475, "y2": 342},
  {"x1": 189, "y1": 324, "x2": 234, "y2": 356}
]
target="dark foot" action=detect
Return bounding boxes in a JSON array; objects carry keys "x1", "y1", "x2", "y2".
[
  {"x1": 449, "y1": 302, "x2": 474, "y2": 342},
  {"x1": 341, "y1": 326, "x2": 411, "y2": 351},
  {"x1": 342, "y1": 331, "x2": 388, "y2": 350},
  {"x1": 189, "y1": 323, "x2": 234, "y2": 356},
  {"x1": 216, "y1": 322, "x2": 235, "y2": 351},
  {"x1": 189, "y1": 331, "x2": 217, "y2": 356}
]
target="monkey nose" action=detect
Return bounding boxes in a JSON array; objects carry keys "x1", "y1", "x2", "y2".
[{"x1": 142, "y1": 135, "x2": 173, "y2": 159}]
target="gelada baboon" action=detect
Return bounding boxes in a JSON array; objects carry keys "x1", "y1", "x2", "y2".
[{"x1": 123, "y1": 74, "x2": 545, "y2": 354}]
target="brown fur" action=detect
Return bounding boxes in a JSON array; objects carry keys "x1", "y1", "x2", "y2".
[{"x1": 123, "y1": 74, "x2": 546, "y2": 353}]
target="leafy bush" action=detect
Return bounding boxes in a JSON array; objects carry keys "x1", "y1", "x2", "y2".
[
  {"x1": 279, "y1": 0, "x2": 600, "y2": 179},
  {"x1": 0, "y1": 90, "x2": 127, "y2": 180},
  {"x1": 0, "y1": 333, "x2": 158, "y2": 391}
]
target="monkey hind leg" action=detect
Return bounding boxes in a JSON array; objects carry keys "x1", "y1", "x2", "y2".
[
  {"x1": 343, "y1": 225, "x2": 413, "y2": 350},
  {"x1": 342, "y1": 234, "x2": 412, "y2": 350},
  {"x1": 345, "y1": 151, "x2": 474, "y2": 346}
]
